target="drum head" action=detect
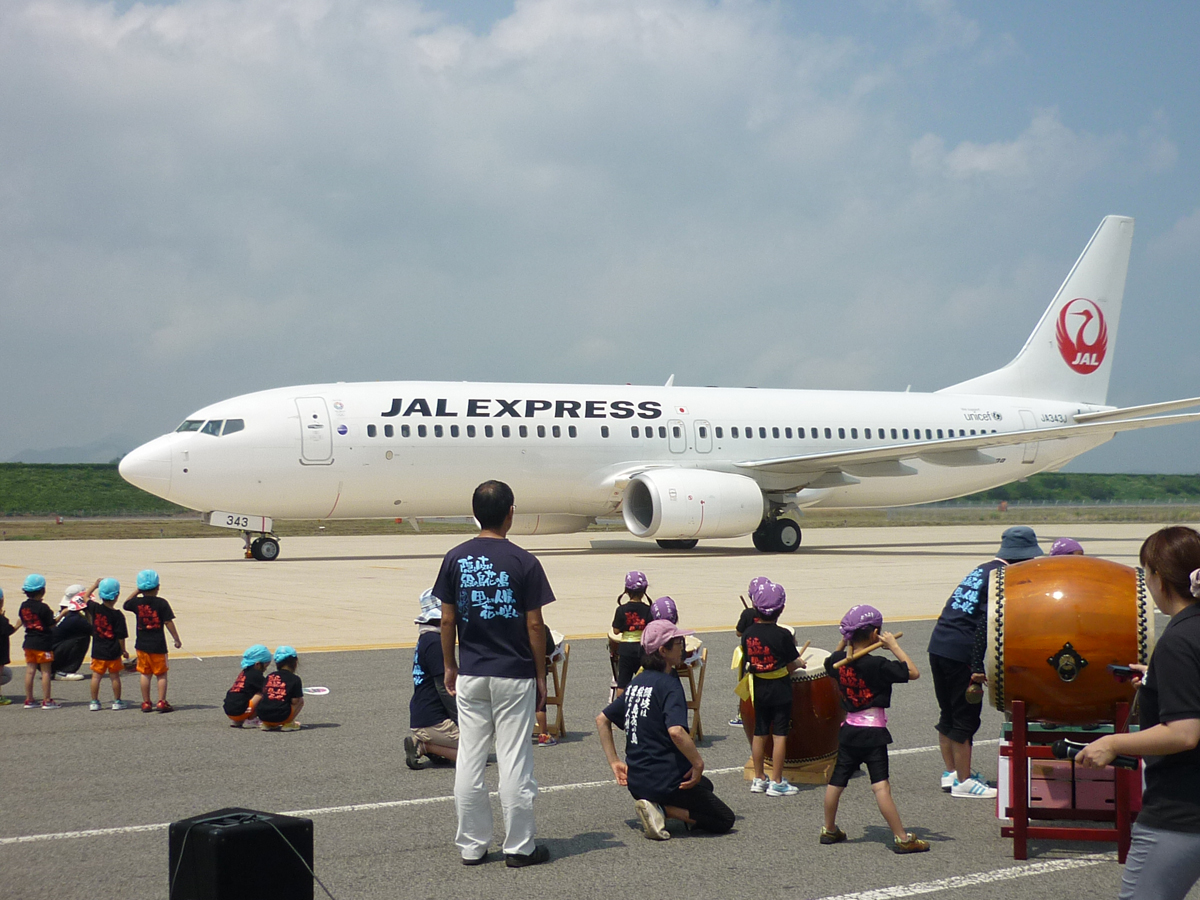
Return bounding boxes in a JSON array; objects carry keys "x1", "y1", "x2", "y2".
[{"x1": 793, "y1": 647, "x2": 830, "y2": 681}]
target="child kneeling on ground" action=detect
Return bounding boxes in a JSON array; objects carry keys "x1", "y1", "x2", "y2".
[
  {"x1": 406, "y1": 590, "x2": 459, "y2": 767},
  {"x1": 258, "y1": 646, "x2": 304, "y2": 732},
  {"x1": 597, "y1": 619, "x2": 735, "y2": 840},
  {"x1": 225, "y1": 644, "x2": 270, "y2": 727},
  {"x1": 822, "y1": 605, "x2": 929, "y2": 854}
]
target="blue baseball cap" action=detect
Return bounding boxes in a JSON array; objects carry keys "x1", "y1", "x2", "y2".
[
  {"x1": 274, "y1": 645, "x2": 298, "y2": 664},
  {"x1": 241, "y1": 644, "x2": 272, "y2": 669},
  {"x1": 23, "y1": 574, "x2": 46, "y2": 593},
  {"x1": 98, "y1": 578, "x2": 121, "y2": 601},
  {"x1": 136, "y1": 569, "x2": 160, "y2": 591}
]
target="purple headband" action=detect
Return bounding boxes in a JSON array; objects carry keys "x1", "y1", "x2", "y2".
[
  {"x1": 748, "y1": 576, "x2": 771, "y2": 597},
  {"x1": 839, "y1": 604, "x2": 883, "y2": 639},
  {"x1": 650, "y1": 596, "x2": 678, "y2": 624},
  {"x1": 751, "y1": 580, "x2": 786, "y2": 615},
  {"x1": 625, "y1": 570, "x2": 648, "y2": 592},
  {"x1": 1050, "y1": 538, "x2": 1084, "y2": 556}
]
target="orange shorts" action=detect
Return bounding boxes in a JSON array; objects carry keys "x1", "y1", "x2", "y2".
[
  {"x1": 91, "y1": 658, "x2": 124, "y2": 675},
  {"x1": 227, "y1": 697, "x2": 260, "y2": 723},
  {"x1": 24, "y1": 650, "x2": 53, "y2": 665},
  {"x1": 136, "y1": 651, "x2": 169, "y2": 676}
]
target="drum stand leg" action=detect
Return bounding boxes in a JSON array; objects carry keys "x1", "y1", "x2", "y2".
[{"x1": 1001, "y1": 700, "x2": 1138, "y2": 863}]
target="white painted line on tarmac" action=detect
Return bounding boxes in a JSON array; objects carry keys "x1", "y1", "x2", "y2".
[
  {"x1": 0, "y1": 740, "x2": 971, "y2": 847},
  {"x1": 809, "y1": 854, "x2": 1112, "y2": 900}
]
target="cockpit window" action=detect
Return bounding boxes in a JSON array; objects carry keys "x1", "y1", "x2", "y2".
[
  {"x1": 222, "y1": 419, "x2": 245, "y2": 436},
  {"x1": 200, "y1": 420, "x2": 223, "y2": 436},
  {"x1": 176, "y1": 420, "x2": 204, "y2": 432}
]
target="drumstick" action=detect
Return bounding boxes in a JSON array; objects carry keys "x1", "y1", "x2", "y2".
[
  {"x1": 833, "y1": 632, "x2": 904, "y2": 669},
  {"x1": 740, "y1": 594, "x2": 749, "y2": 609},
  {"x1": 798, "y1": 640, "x2": 811, "y2": 657}
]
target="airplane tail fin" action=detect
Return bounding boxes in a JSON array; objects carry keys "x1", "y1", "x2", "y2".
[{"x1": 939, "y1": 215, "x2": 1134, "y2": 405}]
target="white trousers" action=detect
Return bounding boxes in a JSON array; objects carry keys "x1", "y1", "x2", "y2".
[{"x1": 454, "y1": 674, "x2": 538, "y2": 859}]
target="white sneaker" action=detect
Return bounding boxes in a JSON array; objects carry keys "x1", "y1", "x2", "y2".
[
  {"x1": 635, "y1": 799, "x2": 670, "y2": 840},
  {"x1": 941, "y1": 770, "x2": 955, "y2": 792},
  {"x1": 951, "y1": 776, "x2": 997, "y2": 799},
  {"x1": 750, "y1": 777, "x2": 768, "y2": 793},
  {"x1": 89, "y1": 700, "x2": 102, "y2": 711},
  {"x1": 54, "y1": 673, "x2": 86, "y2": 681},
  {"x1": 767, "y1": 779, "x2": 800, "y2": 797}
]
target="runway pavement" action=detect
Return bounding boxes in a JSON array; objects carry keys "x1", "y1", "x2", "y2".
[{"x1": 2, "y1": 525, "x2": 1193, "y2": 899}]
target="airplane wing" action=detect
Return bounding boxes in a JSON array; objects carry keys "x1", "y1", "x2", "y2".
[{"x1": 736, "y1": 410, "x2": 1200, "y2": 477}]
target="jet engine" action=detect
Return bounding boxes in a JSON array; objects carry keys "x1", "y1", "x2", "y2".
[
  {"x1": 622, "y1": 469, "x2": 765, "y2": 539},
  {"x1": 508, "y1": 514, "x2": 592, "y2": 535}
]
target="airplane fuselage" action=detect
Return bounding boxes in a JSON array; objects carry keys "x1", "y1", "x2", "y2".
[{"x1": 122, "y1": 380, "x2": 1110, "y2": 522}]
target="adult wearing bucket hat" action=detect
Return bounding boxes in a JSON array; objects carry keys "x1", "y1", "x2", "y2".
[
  {"x1": 50, "y1": 585, "x2": 90, "y2": 681},
  {"x1": 596, "y1": 620, "x2": 735, "y2": 840},
  {"x1": 407, "y1": 589, "x2": 460, "y2": 770},
  {"x1": 927, "y1": 526, "x2": 1043, "y2": 799}
]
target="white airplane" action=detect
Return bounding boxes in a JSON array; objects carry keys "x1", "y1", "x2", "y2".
[{"x1": 121, "y1": 215, "x2": 1200, "y2": 560}]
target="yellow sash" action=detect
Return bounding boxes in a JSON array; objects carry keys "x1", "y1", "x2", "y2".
[
  {"x1": 734, "y1": 665, "x2": 789, "y2": 703},
  {"x1": 619, "y1": 630, "x2": 643, "y2": 642}
]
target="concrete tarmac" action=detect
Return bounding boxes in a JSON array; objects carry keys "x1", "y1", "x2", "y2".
[{"x1": 2, "y1": 524, "x2": 1195, "y2": 900}]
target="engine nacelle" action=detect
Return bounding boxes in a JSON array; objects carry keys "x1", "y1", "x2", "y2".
[
  {"x1": 508, "y1": 514, "x2": 592, "y2": 535},
  {"x1": 622, "y1": 469, "x2": 765, "y2": 539}
]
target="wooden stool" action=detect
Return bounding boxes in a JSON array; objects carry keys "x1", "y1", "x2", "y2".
[
  {"x1": 676, "y1": 646, "x2": 707, "y2": 741},
  {"x1": 540, "y1": 643, "x2": 570, "y2": 738}
]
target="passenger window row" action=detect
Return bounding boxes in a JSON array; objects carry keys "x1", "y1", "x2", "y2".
[
  {"x1": 365, "y1": 423, "x2": 594, "y2": 439},
  {"x1": 710, "y1": 425, "x2": 997, "y2": 441}
]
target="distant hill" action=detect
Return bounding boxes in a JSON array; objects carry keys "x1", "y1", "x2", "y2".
[
  {"x1": 2, "y1": 464, "x2": 1200, "y2": 519},
  {"x1": 7, "y1": 437, "x2": 132, "y2": 464}
]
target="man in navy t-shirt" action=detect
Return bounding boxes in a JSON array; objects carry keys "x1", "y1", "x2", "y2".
[
  {"x1": 435, "y1": 480, "x2": 556, "y2": 868},
  {"x1": 927, "y1": 525, "x2": 1041, "y2": 799}
]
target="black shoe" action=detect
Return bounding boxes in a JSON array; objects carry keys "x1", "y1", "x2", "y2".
[
  {"x1": 404, "y1": 736, "x2": 421, "y2": 770},
  {"x1": 505, "y1": 845, "x2": 550, "y2": 868},
  {"x1": 461, "y1": 852, "x2": 489, "y2": 866}
]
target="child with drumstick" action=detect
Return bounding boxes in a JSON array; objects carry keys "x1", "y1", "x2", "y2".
[
  {"x1": 738, "y1": 579, "x2": 806, "y2": 797},
  {"x1": 821, "y1": 605, "x2": 929, "y2": 853}
]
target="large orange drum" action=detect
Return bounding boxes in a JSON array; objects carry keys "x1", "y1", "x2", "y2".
[
  {"x1": 740, "y1": 647, "x2": 844, "y2": 765},
  {"x1": 985, "y1": 555, "x2": 1155, "y2": 724}
]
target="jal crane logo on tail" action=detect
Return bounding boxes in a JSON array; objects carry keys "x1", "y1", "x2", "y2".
[{"x1": 1056, "y1": 298, "x2": 1108, "y2": 374}]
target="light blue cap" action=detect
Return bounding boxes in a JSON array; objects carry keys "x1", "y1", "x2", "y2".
[
  {"x1": 98, "y1": 578, "x2": 121, "y2": 601},
  {"x1": 241, "y1": 644, "x2": 272, "y2": 669},
  {"x1": 274, "y1": 645, "x2": 298, "y2": 664},
  {"x1": 23, "y1": 574, "x2": 46, "y2": 593},
  {"x1": 136, "y1": 569, "x2": 160, "y2": 591}
]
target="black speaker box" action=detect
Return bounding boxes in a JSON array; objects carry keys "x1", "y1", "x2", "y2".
[{"x1": 168, "y1": 807, "x2": 314, "y2": 900}]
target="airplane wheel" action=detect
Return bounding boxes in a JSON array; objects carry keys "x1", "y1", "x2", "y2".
[
  {"x1": 656, "y1": 539, "x2": 699, "y2": 550},
  {"x1": 771, "y1": 519, "x2": 802, "y2": 553},
  {"x1": 251, "y1": 537, "x2": 280, "y2": 561},
  {"x1": 752, "y1": 526, "x2": 771, "y2": 552}
]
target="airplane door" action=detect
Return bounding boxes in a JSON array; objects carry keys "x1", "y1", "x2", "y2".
[
  {"x1": 694, "y1": 420, "x2": 712, "y2": 453},
  {"x1": 1018, "y1": 410, "x2": 1038, "y2": 464},
  {"x1": 296, "y1": 397, "x2": 334, "y2": 464},
  {"x1": 668, "y1": 419, "x2": 687, "y2": 454}
]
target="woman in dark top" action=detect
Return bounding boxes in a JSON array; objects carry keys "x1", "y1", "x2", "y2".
[{"x1": 1078, "y1": 526, "x2": 1200, "y2": 900}]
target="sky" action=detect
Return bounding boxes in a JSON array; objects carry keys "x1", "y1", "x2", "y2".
[{"x1": 1, "y1": 0, "x2": 1199, "y2": 472}]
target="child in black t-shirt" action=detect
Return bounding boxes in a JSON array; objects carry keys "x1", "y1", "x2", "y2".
[
  {"x1": 85, "y1": 578, "x2": 130, "y2": 710},
  {"x1": 225, "y1": 644, "x2": 270, "y2": 727},
  {"x1": 730, "y1": 577, "x2": 769, "y2": 726},
  {"x1": 739, "y1": 579, "x2": 804, "y2": 796},
  {"x1": 123, "y1": 569, "x2": 182, "y2": 713},
  {"x1": 611, "y1": 571, "x2": 651, "y2": 698},
  {"x1": 821, "y1": 604, "x2": 928, "y2": 854},
  {"x1": 19, "y1": 574, "x2": 58, "y2": 709},
  {"x1": 258, "y1": 646, "x2": 304, "y2": 732}
]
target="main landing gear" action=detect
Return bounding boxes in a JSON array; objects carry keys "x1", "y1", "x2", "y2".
[
  {"x1": 752, "y1": 518, "x2": 802, "y2": 553},
  {"x1": 243, "y1": 532, "x2": 281, "y2": 561}
]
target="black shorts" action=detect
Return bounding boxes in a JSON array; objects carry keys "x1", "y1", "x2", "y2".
[
  {"x1": 752, "y1": 698, "x2": 791, "y2": 737},
  {"x1": 829, "y1": 743, "x2": 890, "y2": 788},
  {"x1": 616, "y1": 650, "x2": 640, "y2": 690},
  {"x1": 929, "y1": 652, "x2": 981, "y2": 744},
  {"x1": 635, "y1": 776, "x2": 735, "y2": 834}
]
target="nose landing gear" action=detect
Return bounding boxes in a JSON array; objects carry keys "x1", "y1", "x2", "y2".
[{"x1": 243, "y1": 532, "x2": 281, "y2": 561}]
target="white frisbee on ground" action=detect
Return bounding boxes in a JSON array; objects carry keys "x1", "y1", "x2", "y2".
[{"x1": 303, "y1": 686, "x2": 329, "y2": 695}]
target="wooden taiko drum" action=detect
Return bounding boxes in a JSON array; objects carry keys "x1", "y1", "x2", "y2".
[
  {"x1": 740, "y1": 647, "x2": 844, "y2": 765},
  {"x1": 985, "y1": 555, "x2": 1155, "y2": 725}
]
